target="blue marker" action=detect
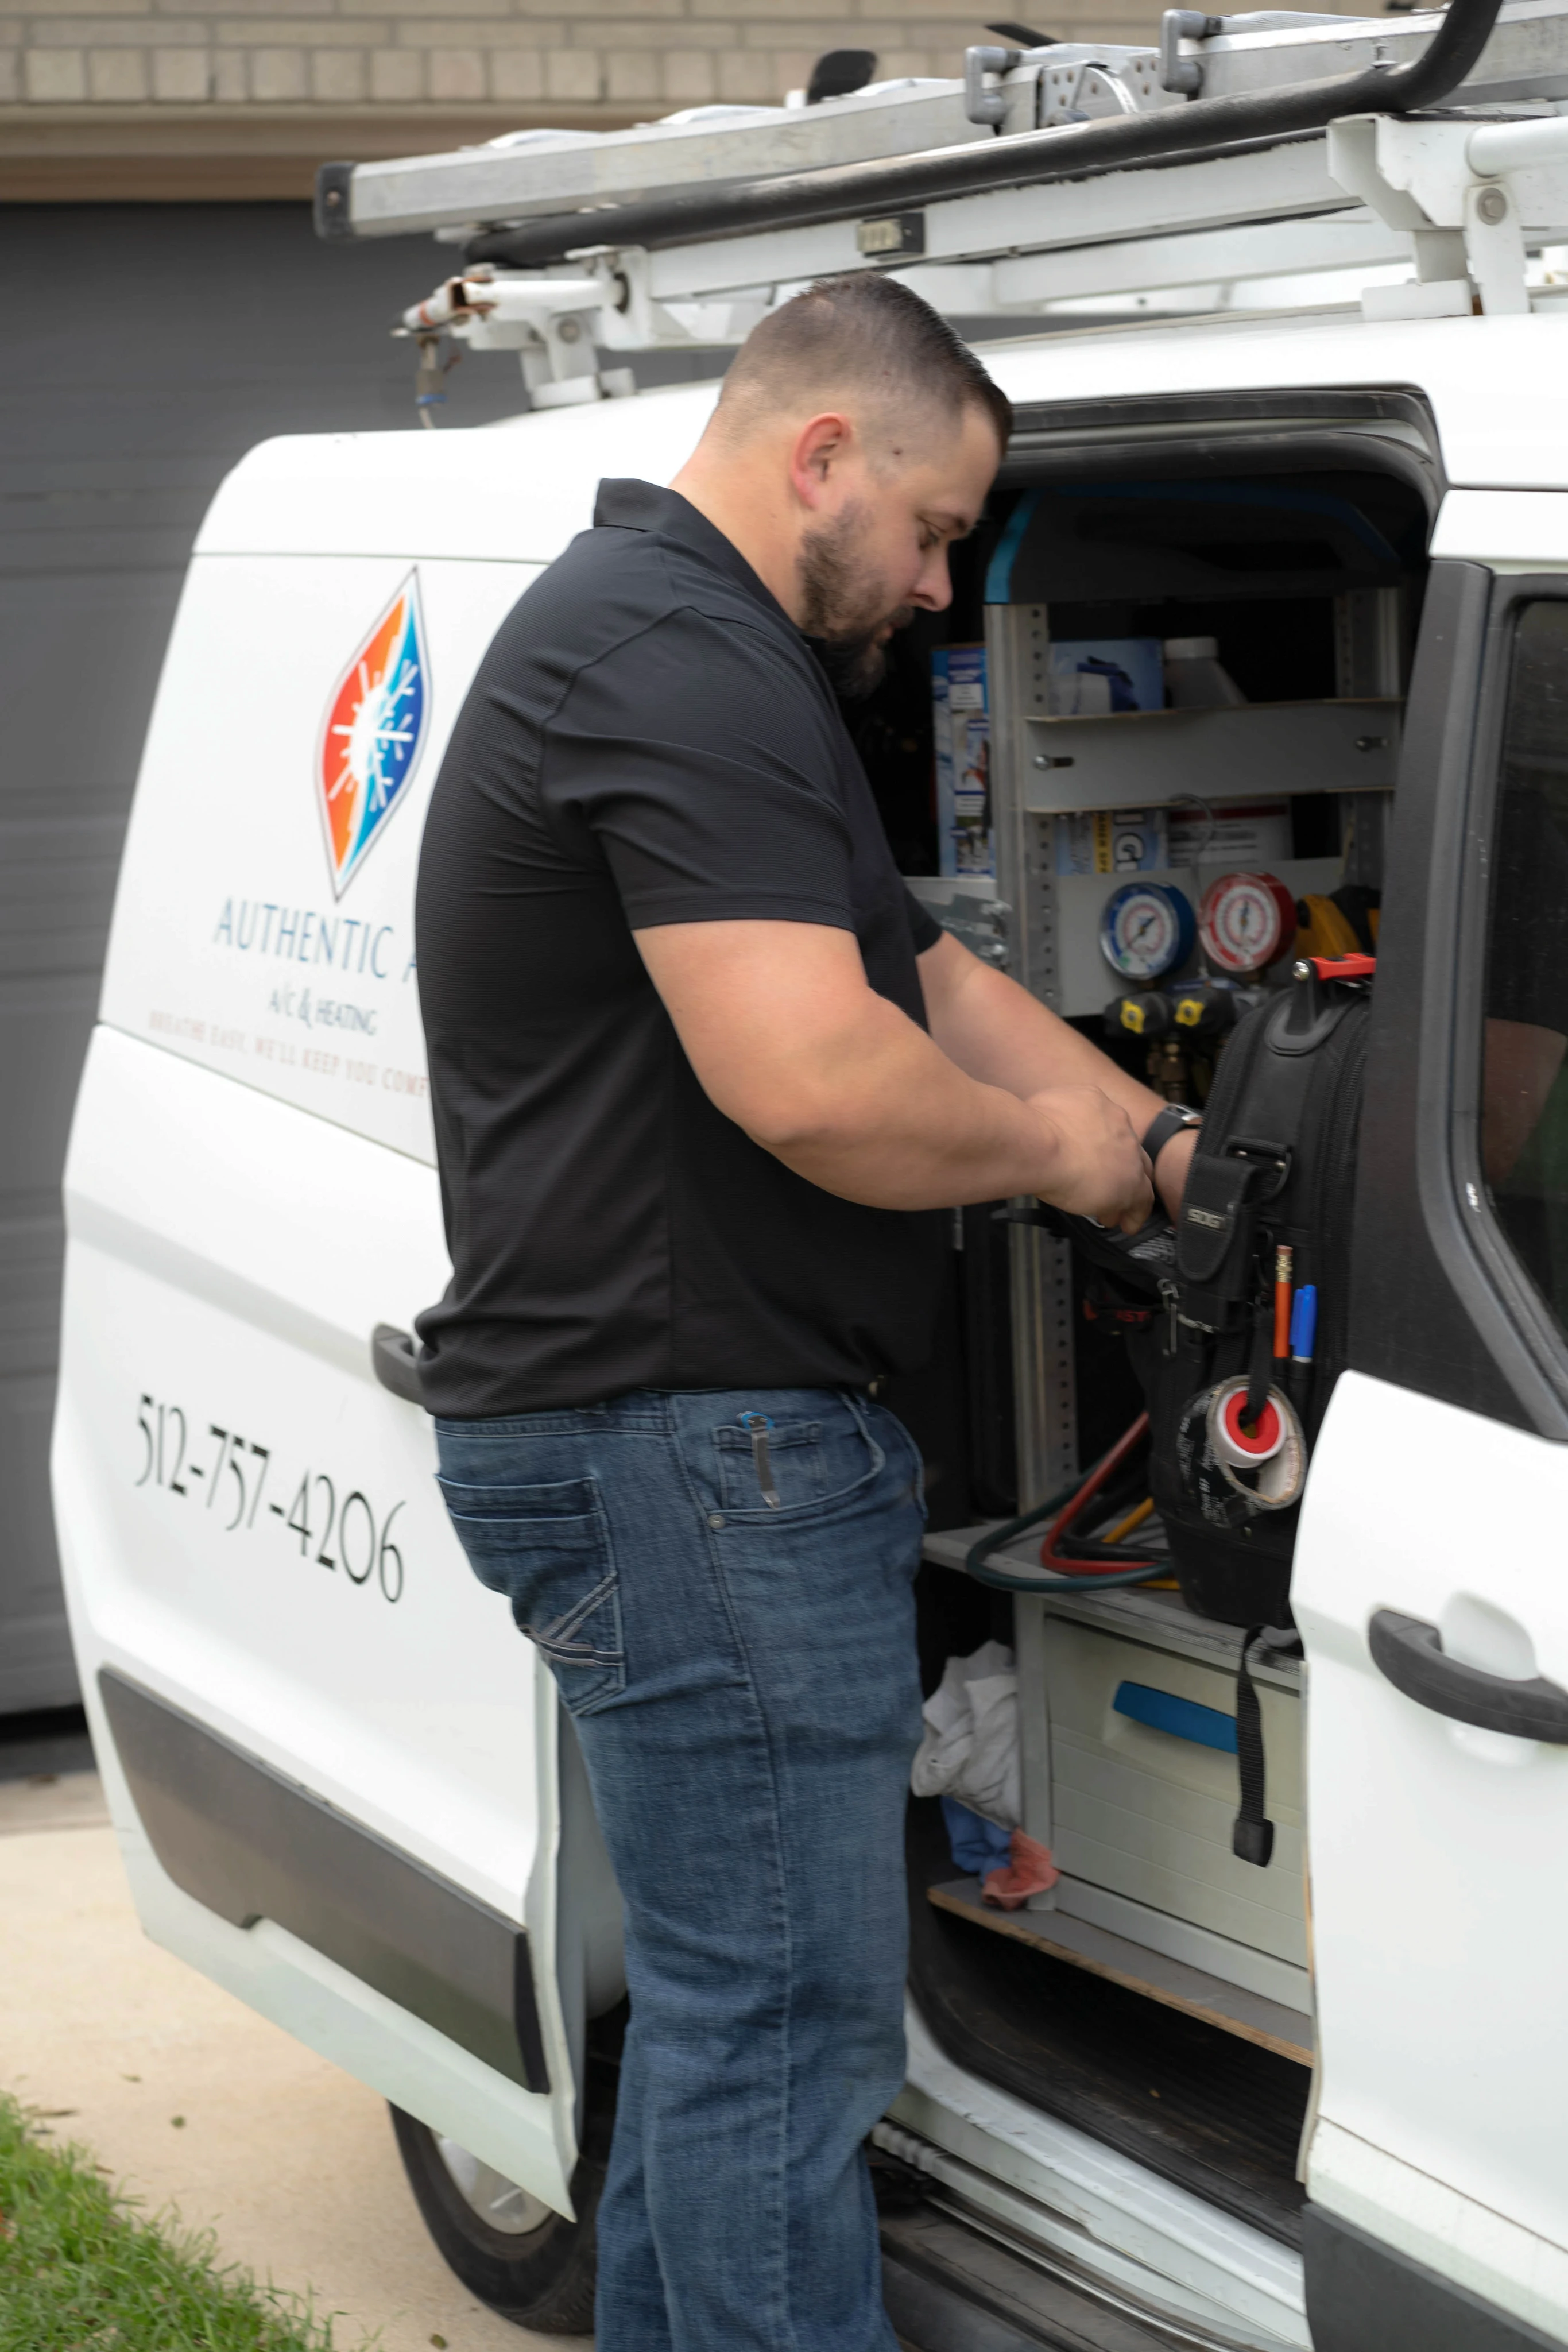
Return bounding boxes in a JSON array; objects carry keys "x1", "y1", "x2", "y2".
[{"x1": 1288, "y1": 1285, "x2": 1318, "y2": 1412}]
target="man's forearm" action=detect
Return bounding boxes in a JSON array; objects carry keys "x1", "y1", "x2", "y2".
[
  {"x1": 634, "y1": 918, "x2": 1152, "y2": 1224},
  {"x1": 752, "y1": 990, "x2": 1109, "y2": 1210},
  {"x1": 922, "y1": 933, "x2": 1167, "y2": 1129}
]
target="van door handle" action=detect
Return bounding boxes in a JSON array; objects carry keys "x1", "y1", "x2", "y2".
[
  {"x1": 371, "y1": 1323, "x2": 424, "y2": 1406},
  {"x1": 1368, "y1": 1609, "x2": 1568, "y2": 1742}
]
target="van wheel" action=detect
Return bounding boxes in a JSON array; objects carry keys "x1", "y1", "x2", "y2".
[{"x1": 390, "y1": 2106, "x2": 601, "y2": 2335}]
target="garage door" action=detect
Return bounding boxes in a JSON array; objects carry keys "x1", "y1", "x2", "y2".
[{"x1": 0, "y1": 202, "x2": 541, "y2": 1711}]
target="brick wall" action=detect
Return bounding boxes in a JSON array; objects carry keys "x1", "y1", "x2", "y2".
[
  {"x1": 0, "y1": 0, "x2": 1174, "y2": 118},
  {"x1": 0, "y1": 0, "x2": 1368, "y2": 195}
]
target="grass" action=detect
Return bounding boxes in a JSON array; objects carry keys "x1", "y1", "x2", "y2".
[{"x1": 0, "y1": 2094, "x2": 355, "y2": 2351}]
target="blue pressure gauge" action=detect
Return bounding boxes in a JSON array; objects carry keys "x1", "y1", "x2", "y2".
[{"x1": 1098, "y1": 882, "x2": 1196, "y2": 981}]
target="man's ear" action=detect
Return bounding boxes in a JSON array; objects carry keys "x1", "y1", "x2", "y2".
[{"x1": 788, "y1": 412, "x2": 853, "y2": 510}]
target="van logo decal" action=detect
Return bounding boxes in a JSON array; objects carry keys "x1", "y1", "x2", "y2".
[{"x1": 316, "y1": 570, "x2": 429, "y2": 899}]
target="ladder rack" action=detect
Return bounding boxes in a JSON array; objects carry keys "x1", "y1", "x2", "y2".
[{"x1": 315, "y1": 0, "x2": 1568, "y2": 407}]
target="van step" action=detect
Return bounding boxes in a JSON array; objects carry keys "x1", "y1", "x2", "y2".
[
  {"x1": 907, "y1": 1798, "x2": 1308, "y2": 2246},
  {"x1": 881, "y1": 2206, "x2": 1206, "y2": 2350},
  {"x1": 927, "y1": 1879, "x2": 1313, "y2": 2067}
]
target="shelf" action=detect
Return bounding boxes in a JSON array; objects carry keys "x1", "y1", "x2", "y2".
[
  {"x1": 927, "y1": 1878, "x2": 1314, "y2": 2067},
  {"x1": 1023, "y1": 698, "x2": 1401, "y2": 815},
  {"x1": 922, "y1": 1528, "x2": 1303, "y2": 1690}
]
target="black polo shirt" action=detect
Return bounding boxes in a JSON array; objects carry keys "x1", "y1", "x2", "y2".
[{"x1": 413, "y1": 478, "x2": 947, "y2": 1418}]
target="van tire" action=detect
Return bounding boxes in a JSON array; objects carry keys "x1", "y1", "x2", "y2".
[{"x1": 389, "y1": 2105, "x2": 602, "y2": 2335}]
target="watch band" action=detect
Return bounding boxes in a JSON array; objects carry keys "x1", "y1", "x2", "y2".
[{"x1": 1141, "y1": 1104, "x2": 1202, "y2": 1167}]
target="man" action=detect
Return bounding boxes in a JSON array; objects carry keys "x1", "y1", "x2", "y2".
[{"x1": 414, "y1": 274, "x2": 1197, "y2": 2351}]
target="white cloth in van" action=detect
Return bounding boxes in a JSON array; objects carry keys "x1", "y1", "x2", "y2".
[{"x1": 910, "y1": 1641, "x2": 1021, "y2": 1829}]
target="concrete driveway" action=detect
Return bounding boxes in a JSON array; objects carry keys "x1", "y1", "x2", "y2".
[{"x1": 0, "y1": 1768, "x2": 582, "y2": 2352}]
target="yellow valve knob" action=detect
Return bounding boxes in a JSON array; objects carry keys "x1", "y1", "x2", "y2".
[
  {"x1": 1174, "y1": 996, "x2": 1204, "y2": 1028},
  {"x1": 1120, "y1": 1001, "x2": 1147, "y2": 1034}
]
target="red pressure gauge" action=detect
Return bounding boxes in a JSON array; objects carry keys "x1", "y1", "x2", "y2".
[{"x1": 1198, "y1": 871, "x2": 1298, "y2": 974}]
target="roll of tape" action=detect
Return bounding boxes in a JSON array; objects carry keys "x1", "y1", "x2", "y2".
[
  {"x1": 1174, "y1": 1386, "x2": 1256, "y2": 1530},
  {"x1": 1211, "y1": 1385, "x2": 1284, "y2": 1468},
  {"x1": 1206, "y1": 1378, "x2": 1306, "y2": 1510}
]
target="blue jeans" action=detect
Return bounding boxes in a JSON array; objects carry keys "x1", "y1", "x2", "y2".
[{"x1": 434, "y1": 1387, "x2": 926, "y2": 2352}]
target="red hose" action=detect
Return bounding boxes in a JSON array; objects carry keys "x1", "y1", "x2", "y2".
[{"x1": 1039, "y1": 1411, "x2": 1162, "y2": 1576}]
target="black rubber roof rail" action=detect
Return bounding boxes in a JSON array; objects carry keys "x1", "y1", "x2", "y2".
[{"x1": 462, "y1": 0, "x2": 1504, "y2": 269}]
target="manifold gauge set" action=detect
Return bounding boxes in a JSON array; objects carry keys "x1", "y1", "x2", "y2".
[{"x1": 1098, "y1": 870, "x2": 1298, "y2": 982}]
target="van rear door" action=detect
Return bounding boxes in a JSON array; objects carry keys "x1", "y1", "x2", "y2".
[
  {"x1": 52, "y1": 454, "x2": 598, "y2": 2215},
  {"x1": 1295, "y1": 492, "x2": 1568, "y2": 2351}
]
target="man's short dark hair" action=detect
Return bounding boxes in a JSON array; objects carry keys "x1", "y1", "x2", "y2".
[{"x1": 717, "y1": 273, "x2": 1012, "y2": 456}]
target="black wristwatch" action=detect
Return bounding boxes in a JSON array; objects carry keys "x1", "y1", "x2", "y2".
[{"x1": 1141, "y1": 1104, "x2": 1202, "y2": 1170}]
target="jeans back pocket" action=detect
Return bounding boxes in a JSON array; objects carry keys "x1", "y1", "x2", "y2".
[{"x1": 436, "y1": 1473, "x2": 625, "y2": 1717}]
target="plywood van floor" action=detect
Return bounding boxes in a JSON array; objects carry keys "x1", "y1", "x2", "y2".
[
  {"x1": 927, "y1": 1877, "x2": 1315, "y2": 2065},
  {"x1": 0, "y1": 1801, "x2": 583, "y2": 2352}
]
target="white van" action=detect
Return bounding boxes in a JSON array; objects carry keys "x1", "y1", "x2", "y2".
[{"x1": 51, "y1": 20, "x2": 1568, "y2": 2349}]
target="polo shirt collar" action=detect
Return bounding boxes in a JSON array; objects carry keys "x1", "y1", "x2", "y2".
[{"x1": 593, "y1": 477, "x2": 791, "y2": 627}]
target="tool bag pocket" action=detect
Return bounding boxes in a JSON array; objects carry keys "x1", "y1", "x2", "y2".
[{"x1": 1174, "y1": 1146, "x2": 1287, "y2": 1332}]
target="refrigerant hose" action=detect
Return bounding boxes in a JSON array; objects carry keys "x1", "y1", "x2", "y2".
[{"x1": 962, "y1": 1411, "x2": 1169, "y2": 1594}]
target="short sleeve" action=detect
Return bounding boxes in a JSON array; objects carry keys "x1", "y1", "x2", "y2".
[
  {"x1": 904, "y1": 889, "x2": 943, "y2": 956},
  {"x1": 542, "y1": 606, "x2": 857, "y2": 931}
]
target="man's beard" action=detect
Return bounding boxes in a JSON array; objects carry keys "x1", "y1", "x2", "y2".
[{"x1": 798, "y1": 503, "x2": 914, "y2": 699}]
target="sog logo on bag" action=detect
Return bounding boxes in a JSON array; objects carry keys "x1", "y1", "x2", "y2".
[{"x1": 1187, "y1": 1207, "x2": 1226, "y2": 1230}]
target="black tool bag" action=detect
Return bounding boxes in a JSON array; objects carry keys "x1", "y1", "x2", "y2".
[{"x1": 1135, "y1": 960, "x2": 1373, "y2": 1629}]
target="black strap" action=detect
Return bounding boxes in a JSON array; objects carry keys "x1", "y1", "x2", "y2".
[
  {"x1": 1141, "y1": 1104, "x2": 1201, "y2": 1170},
  {"x1": 1232, "y1": 1626, "x2": 1303, "y2": 1868},
  {"x1": 1246, "y1": 1288, "x2": 1275, "y2": 1427}
]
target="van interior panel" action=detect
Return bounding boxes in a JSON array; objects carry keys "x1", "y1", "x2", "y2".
[{"x1": 862, "y1": 414, "x2": 1432, "y2": 2266}]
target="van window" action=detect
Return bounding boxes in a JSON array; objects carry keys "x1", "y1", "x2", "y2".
[{"x1": 1481, "y1": 599, "x2": 1568, "y2": 1327}]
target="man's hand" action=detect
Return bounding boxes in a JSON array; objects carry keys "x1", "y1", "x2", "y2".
[
  {"x1": 1027, "y1": 1086, "x2": 1153, "y2": 1232},
  {"x1": 919, "y1": 932, "x2": 1203, "y2": 1228}
]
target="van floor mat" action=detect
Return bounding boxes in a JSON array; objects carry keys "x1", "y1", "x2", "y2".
[{"x1": 905, "y1": 1798, "x2": 1308, "y2": 2249}]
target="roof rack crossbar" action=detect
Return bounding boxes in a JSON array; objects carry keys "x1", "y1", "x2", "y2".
[{"x1": 465, "y1": 0, "x2": 1504, "y2": 269}]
